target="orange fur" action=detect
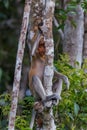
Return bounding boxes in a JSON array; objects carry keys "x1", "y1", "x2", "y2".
[{"x1": 29, "y1": 37, "x2": 45, "y2": 97}]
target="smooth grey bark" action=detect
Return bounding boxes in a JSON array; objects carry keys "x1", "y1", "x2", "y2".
[
  {"x1": 8, "y1": 1, "x2": 32, "y2": 130},
  {"x1": 63, "y1": 3, "x2": 84, "y2": 68}
]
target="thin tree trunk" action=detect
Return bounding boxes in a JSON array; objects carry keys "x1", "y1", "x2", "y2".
[
  {"x1": 42, "y1": 0, "x2": 56, "y2": 129},
  {"x1": 83, "y1": 12, "x2": 87, "y2": 61},
  {"x1": 27, "y1": 0, "x2": 56, "y2": 129},
  {"x1": 8, "y1": 1, "x2": 32, "y2": 130},
  {"x1": 63, "y1": 2, "x2": 84, "y2": 68}
]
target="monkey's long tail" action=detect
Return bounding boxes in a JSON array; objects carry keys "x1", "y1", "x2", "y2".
[{"x1": 30, "y1": 108, "x2": 36, "y2": 129}]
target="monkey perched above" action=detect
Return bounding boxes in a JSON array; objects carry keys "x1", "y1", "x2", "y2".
[{"x1": 29, "y1": 34, "x2": 69, "y2": 107}]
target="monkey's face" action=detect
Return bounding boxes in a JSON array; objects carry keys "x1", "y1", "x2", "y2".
[
  {"x1": 35, "y1": 37, "x2": 45, "y2": 58},
  {"x1": 38, "y1": 43, "x2": 45, "y2": 56}
]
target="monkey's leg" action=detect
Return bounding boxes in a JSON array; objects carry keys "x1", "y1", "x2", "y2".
[
  {"x1": 32, "y1": 75, "x2": 59, "y2": 104},
  {"x1": 53, "y1": 79, "x2": 63, "y2": 96},
  {"x1": 31, "y1": 33, "x2": 41, "y2": 56},
  {"x1": 54, "y1": 68, "x2": 70, "y2": 89},
  {"x1": 32, "y1": 75, "x2": 46, "y2": 101}
]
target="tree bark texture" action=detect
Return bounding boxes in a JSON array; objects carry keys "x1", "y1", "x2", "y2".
[
  {"x1": 42, "y1": 0, "x2": 56, "y2": 130},
  {"x1": 83, "y1": 12, "x2": 87, "y2": 60},
  {"x1": 27, "y1": 0, "x2": 43, "y2": 58},
  {"x1": 27, "y1": 0, "x2": 47, "y2": 129},
  {"x1": 8, "y1": 1, "x2": 32, "y2": 130},
  {"x1": 27, "y1": 0, "x2": 56, "y2": 129},
  {"x1": 63, "y1": 3, "x2": 84, "y2": 68}
]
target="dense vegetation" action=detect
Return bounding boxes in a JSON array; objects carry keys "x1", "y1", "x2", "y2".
[
  {"x1": 0, "y1": 55, "x2": 87, "y2": 130},
  {"x1": 0, "y1": 0, "x2": 87, "y2": 130}
]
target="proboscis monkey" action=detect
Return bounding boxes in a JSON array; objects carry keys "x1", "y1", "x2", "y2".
[
  {"x1": 28, "y1": 32, "x2": 69, "y2": 129},
  {"x1": 29, "y1": 33, "x2": 69, "y2": 107}
]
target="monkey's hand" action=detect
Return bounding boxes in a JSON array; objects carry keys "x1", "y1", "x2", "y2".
[
  {"x1": 46, "y1": 93, "x2": 61, "y2": 101},
  {"x1": 51, "y1": 93, "x2": 61, "y2": 106},
  {"x1": 43, "y1": 93, "x2": 61, "y2": 107}
]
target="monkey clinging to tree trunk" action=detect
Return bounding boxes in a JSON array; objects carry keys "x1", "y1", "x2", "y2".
[{"x1": 28, "y1": 31, "x2": 70, "y2": 108}]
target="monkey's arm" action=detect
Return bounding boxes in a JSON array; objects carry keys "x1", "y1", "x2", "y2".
[
  {"x1": 54, "y1": 67, "x2": 70, "y2": 90},
  {"x1": 52, "y1": 68, "x2": 70, "y2": 105},
  {"x1": 52, "y1": 79, "x2": 63, "y2": 105},
  {"x1": 31, "y1": 33, "x2": 41, "y2": 56}
]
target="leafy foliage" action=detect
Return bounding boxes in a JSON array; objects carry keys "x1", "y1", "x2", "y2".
[
  {"x1": 0, "y1": 0, "x2": 87, "y2": 130},
  {"x1": 81, "y1": 0, "x2": 87, "y2": 12},
  {"x1": 0, "y1": 55, "x2": 87, "y2": 130},
  {"x1": 0, "y1": 93, "x2": 34, "y2": 130},
  {"x1": 54, "y1": 55, "x2": 87, "y2": 130},
  {"x1": 0, "y1": 93, "x2": 11, "y2": 130},
  {"x1": 15, "y1": 116, "x2": 32, "y2": 130},
  {"x1": 15, "y1": 96, "x2": 34, "y2": 130}
]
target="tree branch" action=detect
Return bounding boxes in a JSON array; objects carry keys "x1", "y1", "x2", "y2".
[
  {"x1": 41, "y1": 0, "x2": 56, "y2": 130},
  {"x1": 53, "y1": 17, "x2": 64, "y2": 41},
  {"x1": 8, "y1": 0, "x2": 32, "y2": 130}
]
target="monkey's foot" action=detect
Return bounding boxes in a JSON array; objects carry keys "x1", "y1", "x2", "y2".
[
  {"x1": 42, "y1": 93, "x2": 61, "y2": 108},
  {"x1": 34, "y1": 102, "x2": 44, "y2": 113},
  {"x1": 52, "y1": 94, "x2": 61, "y2": 106},
  {"x1": 46, "y1": 93, "x2": 61, "y2": 102},
  {"x1": 52, "y1": 99, "x2": 59, "y2": 106}
]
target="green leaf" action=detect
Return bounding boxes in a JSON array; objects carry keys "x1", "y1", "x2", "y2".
[
  {"x1": 71, "y1": 125, "x2": 76, "y2": 130},
  {"x1": 57, "y1": 24, "x2": 65, "y2": 30},
  {"x1": 68, "y1": 113, "x2": 74, "y2": 121},
  {"x1": 21, "y1": 128, "x2": 32, "y2": 130},
  {"x1": 74, "y1": 103, "x2": 80, "y2": 116},
  {"x1": 3, "y1": 0, "x2": 9, "y2": 8}
]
